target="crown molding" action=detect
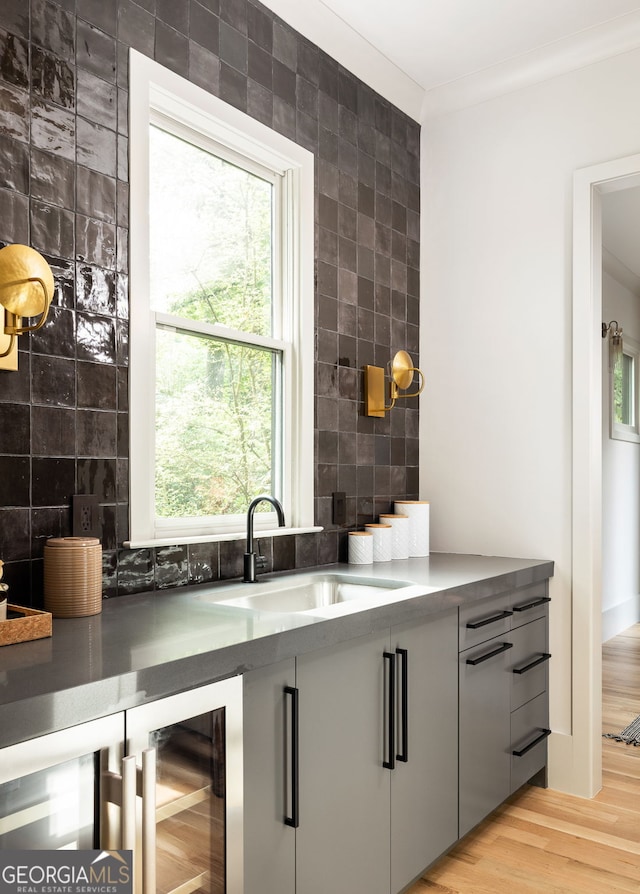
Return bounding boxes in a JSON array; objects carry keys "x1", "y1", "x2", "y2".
[
  {"x1": 258, "y1": 0, "x2": 424, "y2": 121},
  {"x1": 422, "y1": 9, "x2": 640, "y2": 120}
]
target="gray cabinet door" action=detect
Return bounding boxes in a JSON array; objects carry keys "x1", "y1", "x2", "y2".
[
  {"x1": 296, "y1": 631, "x2": 391, "y2": 894},
  {"x1": 459, "y1": 635, "x2": 512, "y2": 837},
  {"x1": 390, "y1": 609, "x2": 458, "y2": 892},
  {"x1": 243, "y1": 658, "x2": 296, "y2": 894}
]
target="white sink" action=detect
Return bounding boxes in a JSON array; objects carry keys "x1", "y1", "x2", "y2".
[{"x1": 195, "y1": 572, "x2": 427, "y2": 616}]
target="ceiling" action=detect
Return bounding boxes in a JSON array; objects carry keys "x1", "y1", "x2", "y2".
[{"x1": 318, "y1": 0, "x2": 640, "y2": 92}]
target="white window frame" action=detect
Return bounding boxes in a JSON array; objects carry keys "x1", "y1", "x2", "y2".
[
  {"x1": 127, "y1": 50, "x2": 316, "y2": 546},
  {"x1": 610, "y1": 334, "x2": 640, "y2": 444}
]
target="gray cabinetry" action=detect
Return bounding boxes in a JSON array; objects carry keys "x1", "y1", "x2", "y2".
[
  {"x1": 241, "y1": 657, "x2": 296, "y2": 894},
  {"x1": 296, "y1": 630, "x2": 390, "y2": 894},
  {"x1": 458, "y1": 581, "x2": 550, "y2": 838},
  {"x1": 244, "y1": 610, "x2": 459, "y2": 894},
  {"x1": 390, "y1": 610, "x2": 458, "y2": 891},
  {"x1": 243, "y1": 631, "x2": 389, "y2": 894}
]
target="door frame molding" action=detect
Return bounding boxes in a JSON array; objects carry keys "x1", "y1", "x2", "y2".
[{"x1": 571, "y1": 153, "x2": 640, "y2": 796}]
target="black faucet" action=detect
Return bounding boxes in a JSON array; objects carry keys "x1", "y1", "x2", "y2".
[{"x1": 243, "y1": 494, "x2": 286, "y2": 582}]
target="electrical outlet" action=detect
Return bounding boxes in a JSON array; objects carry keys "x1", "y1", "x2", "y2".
[
  {"x1": 332, "y1": 491, "x2": 347, "y2": 526},
  {"x1": 72, "y1": 495, "x2": 100, "y2": 539}
]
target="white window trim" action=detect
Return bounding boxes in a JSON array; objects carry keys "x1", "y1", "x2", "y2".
[
  {"x1": 127, "y1": 50, "x2": 317, "y2": 547},
  {"x1": 610, "y1": 334, "x2": 640, "y2": 444}
]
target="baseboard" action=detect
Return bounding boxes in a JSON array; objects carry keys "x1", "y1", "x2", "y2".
[{"x1": 602, "y1": 596, "x2": 640, "y2": 642}]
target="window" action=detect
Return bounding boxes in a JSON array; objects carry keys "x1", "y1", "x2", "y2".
[
  {"x1": 128, "y1": 51, "x2": 315, "y2": 544},
  {"x1": 611, "y1": 335, "x2": 640, "y2": 444}
]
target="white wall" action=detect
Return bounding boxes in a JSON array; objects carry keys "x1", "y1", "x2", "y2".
[
  {"x1": 601, "y1": 266, "x2": 640, "y2": 641},
  {"x1": 420, "y1": 48, "x2": 640, "y2": 792}
]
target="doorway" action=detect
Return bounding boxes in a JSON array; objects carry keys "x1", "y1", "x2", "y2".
[{"x1": 572, "y1": 154, "x2": 640, "y2": 797}]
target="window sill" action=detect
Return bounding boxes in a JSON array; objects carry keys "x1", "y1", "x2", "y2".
[{"x1": 124, "y1": 526, "x2": 323, "y2": 550}]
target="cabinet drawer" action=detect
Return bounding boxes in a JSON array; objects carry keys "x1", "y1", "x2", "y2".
[
  {"x1": 459, "y1": 592, "x2": 513, "y2": 651},
  {"x1": 510, "y1": 692, "x2": 549, "y2": 792},
  {"x1": 510, "y1": 618, "x2": 549, "y2": 711},
  {"x1": 511, "y1": 581, "x2": 550, "y2": 629}
]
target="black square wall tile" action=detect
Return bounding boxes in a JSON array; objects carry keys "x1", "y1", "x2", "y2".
[
  {"x1": 77, "y1": 361, "x2": 117, "y2": 410},
  {"x1": 77, "y1": 68, "x2": 117, "y2": 130},
  {"x1": 0, "y1": 0, "x2": 29, "y2": 39},
  {"x1": 31, "y1": 306, "x2": 76, "y2": 359},
  {"x1": 117, "y1": 0, "x2": 155, "y2": 55},
  {"x1": 31, "y1": 355, "x2": 76, "y2": 407},
  {"x1": 30, "y1": 148, "x2": 75, "y2": 209},
  {"x1": 31, "y1": 46, "x2": 75, "y2": 108},
  {"x1": 76, "y1": 410, "x2": 117, "y2": 457},
  {"x1": 247, "y1": 2, "x2": 271, "y2": 52},
  {"x1": 76, "y1": 313, "x2": 116, "y2": 364},
  {"x1": 189, "y1": 41, "x2": 220, "y2": 92},
  {"x1": 190, "y1": 1, "x2": 219, "y2": 54},
  {"x1": 32, "y1": 457, "x2": 75, "y2": 506},
  {"x1": 77, "y1": 0, "x2": 118, "y2": 36},
  {"x1": 156, "y1": 21, "x2": 190, "y2": 78},
  {"x1": 156, "y1": 0, "x2": 189, "y2": 34},
  {"x1": 0, "y1": 31, "x2": 29, "y2": 90},
  {"x1": 76, "y1": 266, "x2": 117, "y2": 315},
  {"x1": 220, "y1": 61, "x2": 247, "y2": 111},
  {"x1": 220, "y1": 0, "x2": 247, "y2": 35},
  {"x1": 31, "y1": 98, "x2": 75, "y2": 160},
  {"x1": 77, "y1": 20, "x2": 117, "y2": 82},
  {"x1": 32, "y1": 405, "x2": 76, "y2": 456},
  {"x1": 0, "y1": 133, "x2": 28, "y2": 192},
  {"x1": 155, "y1": 545, "x2": 188, "y2": 588},
  {"x1": 0, "y1": 81, "x2": 29, "y2": 142},
  {"x1": 30, "y1": 200, "x2": 74, "y2": 258},
  {"x1": 188, "y1": 541, "x2": 220, "y2": 584},
  {"x1": 77, "y1": 459, "x2": 117, "y2": 503},
  {"x1": 220, "y1": 21, "x2": 247, "y2": 74},
  {"x1": 31, "y1": 0, "x2": 75, "y2": 60},
  {"x1": 0, "y1": 404, "x2": 29, "y2": 454}
]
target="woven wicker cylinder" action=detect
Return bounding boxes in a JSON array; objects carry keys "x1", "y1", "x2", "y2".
[{"x1": 44, "y1": 537, "x2": 103, "y2": 617}]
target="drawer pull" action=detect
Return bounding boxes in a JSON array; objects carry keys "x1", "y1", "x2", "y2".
[
  {"x1": 513, "y1": 596, "x2": 551, "y2": 612},
  {"x1": 512, "y1": 728, "x2": 551, "y2": 757},
  {"x1": 466, "y1": 610, "x2": 513, "y2": 629},
  {"x1": 466, "y1": 641, "x2": 513, "y2": 666},
  {"x1": 513, "y1": 652, "x2": 551, "y2": 675}
]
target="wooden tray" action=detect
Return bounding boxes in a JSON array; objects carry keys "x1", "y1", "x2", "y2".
[{"x1": 0, "y1": 605, "x2": 52, "y2": 646}]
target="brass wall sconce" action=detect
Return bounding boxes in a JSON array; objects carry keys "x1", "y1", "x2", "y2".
[
  {"x1": 0, "y1": 244, "x2": 54, "y2": 371},
  {"x1": 602, "y1": 319, "x2": 623, "y2": 371},
  {"x1": 364, "y1": 350, "x2": 425, "y2": 417}
]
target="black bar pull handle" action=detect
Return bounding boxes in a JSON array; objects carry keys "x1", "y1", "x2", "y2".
[
  {"x1": 284, "y1": 685, "x2": 299, "y2": 828},
  {"x1": 466, "y1": 610, "x2": 513, "y2": 629},
  {"x1": 465, "y1": 641, "x2": 513, "y2": 666},
  {"x1": 383, "y1": 651, "x2": 395, "y2": 770},
  {"x1": 512, "y1": 728, "x2": 551, "y2": 757},
  {"x1": 512, "y1": 596, "x2": 551, "y2": 613},
  {"x1": 513, "y1": 652, "x2": 552, "y2": 675},
  {"x1": 396, "y1": 648, "x2": 408, "y2": 763}
]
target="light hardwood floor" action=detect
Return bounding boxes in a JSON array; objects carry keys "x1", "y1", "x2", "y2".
[{"x1": 407, "y1": 624, "x2": 640, "y2": 894}]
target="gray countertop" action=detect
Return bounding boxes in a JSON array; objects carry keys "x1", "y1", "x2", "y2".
[{"x1": 0, "y1": 553, "x2": 553, "y2": 749}]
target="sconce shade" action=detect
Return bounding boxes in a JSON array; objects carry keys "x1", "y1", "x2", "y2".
[
  {"x1": 0, "y1": 244, "x2": 54, "y2": 318},
  {"x1": 391, "y1": 350, "x2": 415, "y2": 391}
]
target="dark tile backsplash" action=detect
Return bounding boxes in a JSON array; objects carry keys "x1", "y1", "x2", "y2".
[{"x1": 0, "y1": 0, "x2": 419, "y2": 607}]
